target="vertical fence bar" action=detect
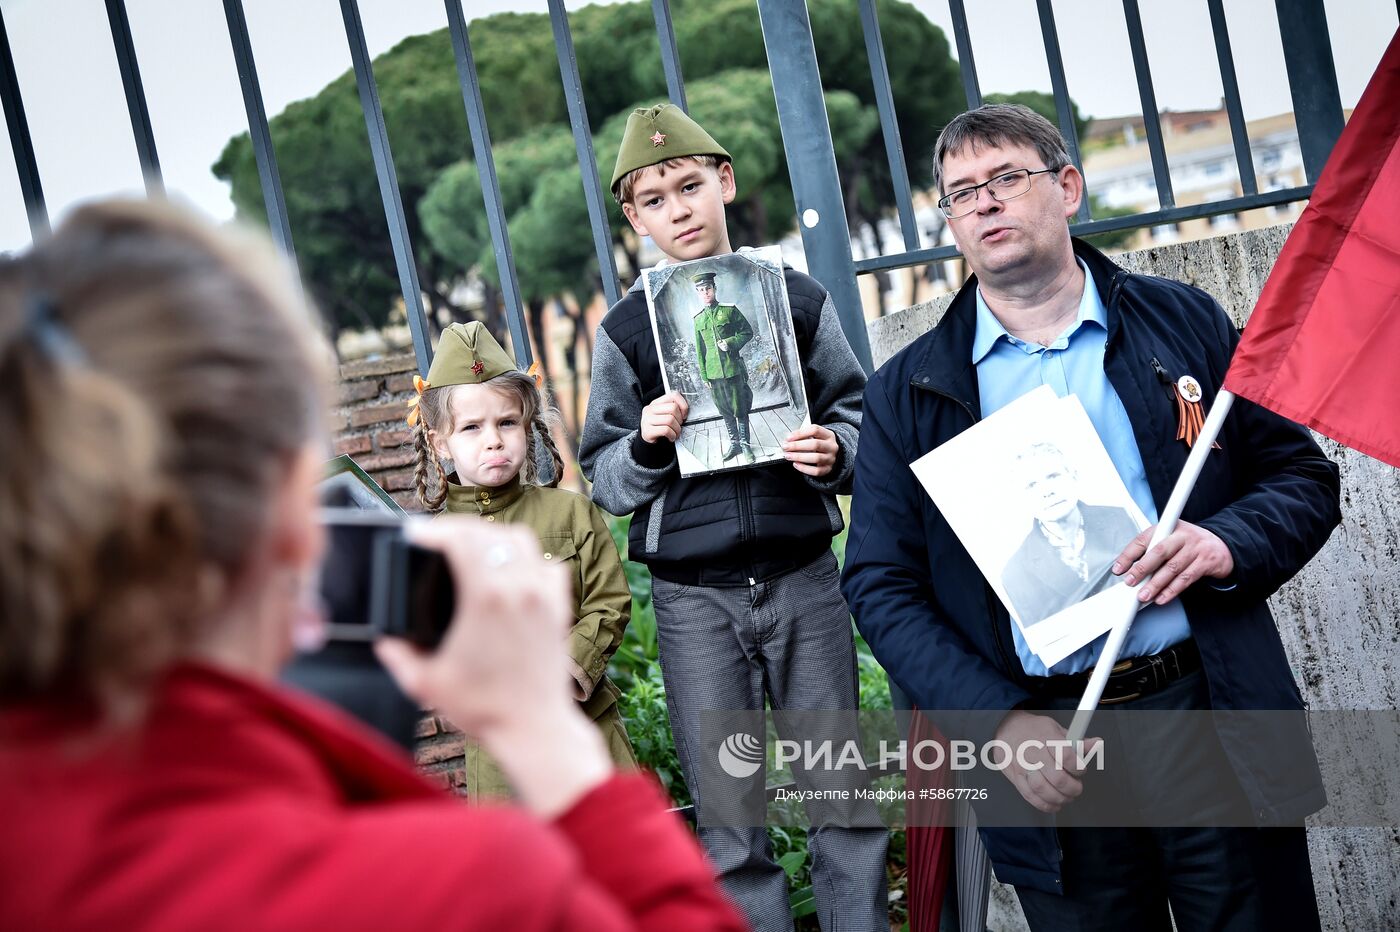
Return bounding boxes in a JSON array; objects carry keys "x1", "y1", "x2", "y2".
[
  {"x1": 858, "y1": 0, "x2": 919, "y2": 252},
  {"x1": 1034, "y1": 0, "x2": 1090, "y2": 222},
  {"x1": 104, "y1": 0, "x2": 163, "y2": 196},
  {"x1": 222, "y1": 0, "x2": 296, "y2": 265},
  {"x1": 1120, "y1": 0, "x2": 1174, "y2": 209},
  {"x1": 947, "y1": 0, "x2": 982, "y2": 109},
  {"x1": 0, "y1": 7, "x2": 47, "y2": 240},
  {"x1": 1206, "y1": 0, "x2": 1257, "y2": 195},
  {"x1": 756, "y1": 0, "x2": 873, "y2": 372},
  {"x1": 1274, "y1": 0, "x2": 1344, "y2": 183},
  {"x1": 445, "y1": 1, "x2": 532, "y2": 368},
  {"x1": 338, "y1": 0, "x2": 433, "y2": 375},
  {"x1": 652, "y1": 0, "x2": 687, "y2": 112},
  {"x1": 548, "y1": 0, "x2": 621, "y2": 310}
]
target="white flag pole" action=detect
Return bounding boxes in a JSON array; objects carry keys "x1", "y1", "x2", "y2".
[{"x1": 1066, "y1": 389, "x2": 1237, "y2": 743}]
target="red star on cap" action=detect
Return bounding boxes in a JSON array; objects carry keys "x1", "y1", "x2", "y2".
[
  {"x1": 650, "y1": 131, "x2": 666, "y2": 147},
  {"x1": 471, "y1": 359, "x2": 485, "y2": 376}
]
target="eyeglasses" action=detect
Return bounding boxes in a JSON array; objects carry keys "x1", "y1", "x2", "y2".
[{"x1": 938, "y1": 167, "x2": 1061, "y2": 219}]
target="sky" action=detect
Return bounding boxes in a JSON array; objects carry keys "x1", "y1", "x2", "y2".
[{"x1": 1, "y1": 0, "x2": 1394, "y2": 254}]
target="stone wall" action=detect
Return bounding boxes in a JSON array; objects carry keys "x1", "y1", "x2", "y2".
[
  {"x1": 331, "y1": 352, "x2": 478, "y2": 786},
  {"x1": 330, "y1": 352, "x2": 425, "y2": 514},
  {"x1": 868, "y1": 224, "x2": 1400, "y2": 931}
]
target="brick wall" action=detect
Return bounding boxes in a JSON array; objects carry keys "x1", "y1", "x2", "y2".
[
  {"x1": 331, "y1": 352, "x2": 472, "y2": 788},
  {"x1": 331, "y1": 353, "x2": 426, "y2": 514},
  {"x1": 413, "y1": 712, "x2": 469, "y2": 792}
]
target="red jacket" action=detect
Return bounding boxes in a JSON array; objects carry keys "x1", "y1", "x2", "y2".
[{"x1": 0, "y1": 663, "x2": 747, "y2": 931}]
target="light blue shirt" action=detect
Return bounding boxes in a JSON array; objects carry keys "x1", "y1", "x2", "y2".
[{"x1": 973, "y1": 260, "x2": 1191, "y2": 676}]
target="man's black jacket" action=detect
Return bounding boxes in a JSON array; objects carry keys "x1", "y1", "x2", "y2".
[{"x1": 842, "y1": 239, "x2": 1341, "y2": 893}]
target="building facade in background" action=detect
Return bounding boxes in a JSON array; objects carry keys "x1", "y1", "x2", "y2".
[{"x1": 1082, "y1": 105, "x2": 1329, "y2": 250}]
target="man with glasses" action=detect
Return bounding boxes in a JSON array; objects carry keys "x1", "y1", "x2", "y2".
[{"x1": 843, "y1": 104, "x2": 1339, "y2": 929}]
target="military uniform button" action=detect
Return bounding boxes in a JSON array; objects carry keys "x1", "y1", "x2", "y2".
[
  {"x1": 544, "y1": 553, "x2": 553, "y2": 560},
  {"x1": 486, "y1": 515, "x2": 496, "y2": 522}
]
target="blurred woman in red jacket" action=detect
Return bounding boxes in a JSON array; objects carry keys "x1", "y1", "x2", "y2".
[{"x1": 0, "y1": 200, "x2": 746, "y2": 932}]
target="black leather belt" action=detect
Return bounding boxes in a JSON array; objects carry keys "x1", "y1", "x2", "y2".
[{"x1": 1032, "y1": 639, "x2": 1201, "y2": 706}]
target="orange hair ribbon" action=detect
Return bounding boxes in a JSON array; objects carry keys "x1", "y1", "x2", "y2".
[{"x1": 405, "y1": 374, "x2": 430, "y2": 427}]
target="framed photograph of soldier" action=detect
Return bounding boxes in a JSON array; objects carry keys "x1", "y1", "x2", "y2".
[
  {"x1": 641, "y1": 246, "x2": 811, "y2": 477},
  {"x1": 909, "y1": 386, "x2": 1151, "y2": 667}
]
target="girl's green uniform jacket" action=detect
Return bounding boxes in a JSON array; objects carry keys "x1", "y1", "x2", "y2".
[{"x1": 443, "y1": 477, "x2": 638, "y2": 797}]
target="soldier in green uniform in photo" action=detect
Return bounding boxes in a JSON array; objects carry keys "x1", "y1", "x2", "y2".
[{"x1": 691, "y1": 272, "x2": 755, "y2": 463}]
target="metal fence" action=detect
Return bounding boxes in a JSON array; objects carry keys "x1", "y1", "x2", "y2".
[{"x1": 0, "y1": 0, "x2": 1349, "y2": 377}]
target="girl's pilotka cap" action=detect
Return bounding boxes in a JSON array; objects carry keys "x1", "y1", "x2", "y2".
[{"x1": 405, "y1": 321, "x2": 518, "y2": 426}]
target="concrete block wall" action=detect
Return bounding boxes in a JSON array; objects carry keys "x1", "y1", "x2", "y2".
[{"x1": 868, "y1": 224, "x2": 1400, "y2": 931}]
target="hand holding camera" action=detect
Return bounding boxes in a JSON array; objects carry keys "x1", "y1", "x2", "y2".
[{"x1": 374, "y1": 518, "x2": 613, "y2": 817}]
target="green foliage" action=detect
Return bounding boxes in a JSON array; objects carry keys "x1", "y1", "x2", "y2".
[
  {"x1": 506, "y1": 167, "x2": 598, "y2": 301},
  {"x1": 768, "y1": 825, "x2": 816, "y2": 920},
  {"x1": 212, "y1": 30, "x2": 479, "y2": 333},
  {"x1": 211, "y1": 2, "x2": 1096, "y2": 337},
  {"x1": 618, "y1": 661, "x2": 690, "y2": 805},
  {"x1": 213, "y1": 0, "x2": 966, "y2": 334},
  {"x1": 463, "y1": 13, "x2": 571, "y2": 139},
  {"x1": 857, "y1": 632, "x2": 894, "y2": 711},
  {"x1": 419, "y1": 126, "x2": 581, "y2": 289},
  {"x1": 602, "y1": 514, "x2": 659, "y2": 687},
  {"x1": 418, "y1": 161, "x2": 487, "y2": 281}
]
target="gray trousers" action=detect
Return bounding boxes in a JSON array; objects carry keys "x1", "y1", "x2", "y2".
[{"x1": 651, "y1": 549, "x2": 890, "y2": 932}]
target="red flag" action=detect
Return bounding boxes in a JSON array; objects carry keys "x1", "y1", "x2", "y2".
[{"x1": 1223, "y1": 31, "x2": 1400, "y2": 468}]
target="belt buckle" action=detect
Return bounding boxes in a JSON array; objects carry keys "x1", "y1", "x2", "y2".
[{"x1": 1099, "y1": 690, "x2": 1141, "y2": 706}]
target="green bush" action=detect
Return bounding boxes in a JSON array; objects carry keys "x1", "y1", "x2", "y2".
[{"x1": 617, "y1": 660, "x2": 690, "y2": 806}]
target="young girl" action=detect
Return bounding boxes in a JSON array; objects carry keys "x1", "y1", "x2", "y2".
[{"x1": 408, "y1": 321, "x2": 637, "y2": 796}]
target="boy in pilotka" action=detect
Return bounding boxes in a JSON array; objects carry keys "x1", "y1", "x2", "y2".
[{"x1": 578, "y1": 103, "x2": 888, "y2": 932}]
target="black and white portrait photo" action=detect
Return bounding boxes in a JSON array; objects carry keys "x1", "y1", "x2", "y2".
[
  {"x1": 1000, "y1": 441, "x2": 1141, "y2": 629},
  {"x1": 642, "y1": 246, "x2": 810, "y2": 477},
  {"x1": 910, "y1": 386, "x2": 1149, "y2": 667}
]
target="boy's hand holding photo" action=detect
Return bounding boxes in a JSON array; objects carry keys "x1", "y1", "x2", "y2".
[
  {"x1": 640, "y1": 391, "x2": 689, "y2": 444},
  {"x1": 783, "y1": 424, "x2": 839, "y2": 477}
]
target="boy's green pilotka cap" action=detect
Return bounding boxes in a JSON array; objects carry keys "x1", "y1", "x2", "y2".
[
  {"x1": 406, "y1": 321, "x2": 516, "y2": 426},
  {"x1": 610, "y1": 103, "x2": 731, "y2": 195},
  {"x1": 692, "y1": 272, "x2": 717, "y2": 286}
]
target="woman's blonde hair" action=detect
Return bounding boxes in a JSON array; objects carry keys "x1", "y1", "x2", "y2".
[
  {"x1": 412, "y1": 371, "x2": 565, "y2": 511},
  {"x1": 0, "y1": 200, "x2": 330, "y2": 702}
]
